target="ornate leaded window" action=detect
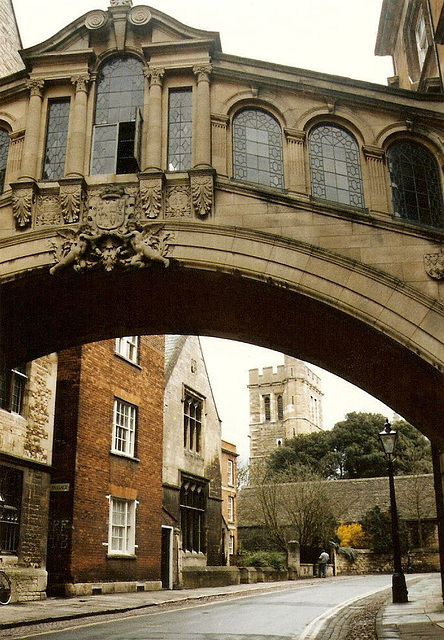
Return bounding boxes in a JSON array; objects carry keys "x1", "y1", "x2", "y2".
[
  {"x1": 43, "y1": 99, "x2": 70, "y2": 180},
  {"x1": 0, "y1": 129, "x2": 10, "y2": 193},
  {"x1": 309, "y1": 124, "x2": 364, "y2": 208},
  {"x1": 233, "y1": 109, "x2": 284, "y2": 189},
  {"x1": 91, "y1": 56, "x2": 144, "y2": 175},
  {"x1": 168, "y1": 89, "x2": 192, "y2": 171},
  {"x1": 183, "y1": 390, "x2": 203, "y2": 453},
  {"x1": 387, "y1": 140, "x2": 444, "y2": 228}
]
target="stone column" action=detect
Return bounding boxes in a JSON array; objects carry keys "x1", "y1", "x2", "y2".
[
  {"x1": 143, "y1": 67, "x2": 164, "y2": 172},
  {"x1": 287, "y1": 540, "x2": 300, "y2": 577},
  {"x1": 363, "y1": 145, "x2": 391, "y2": 215},
  {"x1": 19, "y1": 79, "x2": 45, "y2": 181},
  {"x1": 64, "y1": 74, "x2": 90, "y2": 178},
  {"x1": 285, "y1": 129, "x2": 308, "y2": 196},
  {"x1": 193, "y1": 64, "x2": 212, "y2": 168}
]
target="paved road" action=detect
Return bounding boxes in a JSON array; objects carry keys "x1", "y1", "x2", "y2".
[{"x1": 10, "y1": 575, "x2": 391, "y2": 640}]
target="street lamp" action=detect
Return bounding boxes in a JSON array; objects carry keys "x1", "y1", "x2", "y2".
[{"x1": 379, "y1": 419, "x2": 408, "y2": 603}]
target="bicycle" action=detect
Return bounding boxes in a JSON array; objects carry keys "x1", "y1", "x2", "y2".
[{"x1": 0, "y1": 569, "x2": 11, "y2": 604}]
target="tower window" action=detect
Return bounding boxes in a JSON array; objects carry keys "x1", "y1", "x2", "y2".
[
  {"x1": 277, "y1": 395, "x2": 284, "y2": 421},
  {"x1": 183, "y1": 391, "x2": 203, "y2": 453},
  {"x1": 263, "y1": 395, "x2": 271, "y2": 421}
]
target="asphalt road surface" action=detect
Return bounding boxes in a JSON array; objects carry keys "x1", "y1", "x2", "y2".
[{"x1": 11, "y1": 575, "x2": 391, "y2": 640}]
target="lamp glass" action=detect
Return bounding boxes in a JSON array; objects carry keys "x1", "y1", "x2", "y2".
[{"x1": 379, "y1": 428, "x2": 398, "y2": 456}]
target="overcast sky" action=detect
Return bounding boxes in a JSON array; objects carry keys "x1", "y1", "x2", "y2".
[{"x1": 13, "y1": 0, "x2": 396, "y2": 459}]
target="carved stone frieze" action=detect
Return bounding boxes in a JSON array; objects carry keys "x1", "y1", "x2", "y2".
[
  {"x1": 424, "y1": 252, "x2": 444, "y2": 280},
  {"x1": 140, "y1": 176, "x2": 163, "y2": 219},
  {"x1": 12, "y1": 183, "x2": 35, "y2": 228},
  {"x1": 110, "y1": 0, "x2": 132, "y2": 5},
  {"x1": 165, "y1": 184, "x2": 191, "y2": 218},
  {"x1": 36, "y1": 194, "x2": 62, "y2": 227},
  {"x1": 190, "y1": 173, "x2": 213, "y2": 217},
  {"x1": 59, "y1": 181, "x2": 85, "y2": 224}
]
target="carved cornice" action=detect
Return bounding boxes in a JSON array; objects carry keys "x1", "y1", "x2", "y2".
[
  {"x1": 362, "y1": 145, "x2": 386, "y2": 161},
  {"x1": 284, "y1": 129, "x2": 306, "y2": 144}
]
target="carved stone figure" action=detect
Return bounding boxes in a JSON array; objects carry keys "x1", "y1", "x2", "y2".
[
  {"x1": 49, "y1": 224, "x2": 101, "y2": 274},
  {"x1": 118, "y1": 222, "x2": 170, "y2": 268}
]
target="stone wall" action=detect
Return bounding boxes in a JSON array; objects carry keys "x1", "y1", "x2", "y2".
[{"x1": 336, "y1": 548, "x2": 440, "y2": 575}]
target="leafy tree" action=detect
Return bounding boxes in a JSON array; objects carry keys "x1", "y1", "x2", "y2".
[
  {"x1": 336, "y1": 522, "x2": 366, "y2": 548},
  {"x1": 361, "y1": 505, "x2": 409, "y2": 554},
  {"x1": 267, "y1": 413, "x2": 432, "y2": 480}
]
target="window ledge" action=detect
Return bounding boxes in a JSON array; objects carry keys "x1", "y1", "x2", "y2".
[
  {"x1": 110, "y1": 451, "x2": 140, "y2": 463},
  {"x1": 114, "y1": 352, "x2": 142, "y2": 369},
  {"x1": 106, "y1": 553, "x2": 137, "y2": 560}
]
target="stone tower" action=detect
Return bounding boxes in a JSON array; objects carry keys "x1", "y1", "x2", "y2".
[
  {"x1": 248, "y1": 355, "x2": 323, "y2": 464},
  {"x1": 0, "y1": 1, "x2": 25, "y2": 78}
]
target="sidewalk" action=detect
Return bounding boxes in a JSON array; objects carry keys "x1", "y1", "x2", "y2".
[
  {"x1": 377, "y1": 573, "x2": 444, "y2": 640},
  {"x1": 0, "y1": 573, "x2": 443, "y2": 639}
]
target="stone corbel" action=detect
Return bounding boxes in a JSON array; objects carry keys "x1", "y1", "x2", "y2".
[
  {"x1": 189, "y1": 168, "x2": 215, "y2": 218},
  {"x1": 58, "y1": 177, "x2": 87, "y2": 224},
  {"x1": 11, "y1": 180, "x2": 38, "y2": 229},
  {"x1": 139, "y1": 172, "x2": 164, "y2": 219}
]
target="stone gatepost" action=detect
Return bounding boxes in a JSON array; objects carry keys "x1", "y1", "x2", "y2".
[{"x1": 288, "y1": 540, "x2": 301, "y2": 577}]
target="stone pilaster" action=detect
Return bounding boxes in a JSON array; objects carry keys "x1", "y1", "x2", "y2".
[
  {"x1": 66, "y1": 74, "x2": 90, "y2": 177},
  {"x1": 211, "y1": 115, "x2": 229, "y2": 176},
  {"x1": 285, "y1": 129, "x2": 308, "y2": 195},
  {"x1": 193, "y1": 64, "x2": 212, "y2": 168},
  {"x1": 363, "y1": 145, "x2": 391, "y2": 215},
  {"x1": 144, "y1": 67, "x2": 164, "y2": 172},
  {"x1": 19, "y1": 79, "x2": 44, "y2": 181}
]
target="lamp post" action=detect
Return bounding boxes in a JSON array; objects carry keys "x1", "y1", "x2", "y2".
[{"x1": 379, "y1": 419, "x2": 408, "y2": 603}]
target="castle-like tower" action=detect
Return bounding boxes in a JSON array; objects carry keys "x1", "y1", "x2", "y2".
[{"x1": 248, "y1": 355, "x2": 323, "y2": 463}]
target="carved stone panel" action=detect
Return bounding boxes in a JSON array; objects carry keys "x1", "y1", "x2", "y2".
[
  {"x1": 36, "y1": 194, "x2": 62, "y2": 227},
  {"x1": 165, "y1": 184, "x2": 191, "y2": 218},
  {"x1": 424, "y1": 252, "x2": 444, "y2": 280},
  {"x1": 11, "y1": 181, "x2": 36, "y2": 229},
  {"x1": 139, "y1": 175, "x2": 163, "y2": 219},
  {"x1": 190, "y1": 172, "x2": 214, "y2": 217}
]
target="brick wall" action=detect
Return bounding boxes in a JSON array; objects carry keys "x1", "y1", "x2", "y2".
[{"x1": 48, "y1": 337, "x2": 164, "y2": 592}]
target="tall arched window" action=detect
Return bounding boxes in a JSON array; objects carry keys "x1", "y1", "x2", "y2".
[
  {"x1": 277, "y1": 395, "x2": 284, "y2": 421},
  {"x1": 309, "y1": 124, "x2": 364, "y2": 208},
  {"x1": 0, "y1": 128, "x2": 10, "y2": 193},
  {"x1": 233, "y1": 109, "x2": 284, "y2": 189},
  {"x1": 91, "y1": 56, "x2": 145, "y2": 175},
  {"x1": 386, "y1": 140, "x2": 444, "y2": 228}
]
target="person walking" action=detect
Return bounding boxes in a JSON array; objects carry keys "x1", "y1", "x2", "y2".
[{"x1": 318, "y1": 550, "x2": 329, "y2": 578}]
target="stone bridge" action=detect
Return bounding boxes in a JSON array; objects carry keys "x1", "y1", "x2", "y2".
[{"x1": 0, "y1": 2, "x2": 443, "y2": 450}]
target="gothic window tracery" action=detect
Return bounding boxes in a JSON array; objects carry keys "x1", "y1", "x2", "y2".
[
  {"x1": 91, "y1": 56, "x2": 145, "y2": 175},
  {"x1": 386, "y1": 140, "x2": 444, "y2": 228},
  {"x1": 233, "y1": 108, "x2": 284, "y2": 189},
  {"x1": 309, "y1": 124, "x2": 364, "y2": 208}
]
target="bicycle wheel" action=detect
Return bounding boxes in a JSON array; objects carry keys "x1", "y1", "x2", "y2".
[{"x1": 0, "y1": 571, "x2": 11, "y2": 604}]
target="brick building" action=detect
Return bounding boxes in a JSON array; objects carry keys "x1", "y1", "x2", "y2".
[
  {"x1": 47, "y1": 336, "x2": 164, "y2": 596},
  {"x1": 248, "y1": 356, "x2": 323, "y2": 464}
]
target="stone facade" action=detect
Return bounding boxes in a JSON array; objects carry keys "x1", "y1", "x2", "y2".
[
  {"x1": 163, "y1": 335, "x2": 223, "y2": 588},
  {"x1": 376, "y1": 0, "x2": 444, "y2": 92},
  {"x1": 47, "y1": 337, "x2": 164, "y2": 596},
  {"x1": 0, "y1": 355, "x2": 57, "y2": 602},
  {"x1": 248, "y1": 356, "x2": 323, "y2": 463}
]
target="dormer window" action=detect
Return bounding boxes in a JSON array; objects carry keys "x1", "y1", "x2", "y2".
[{"x1": 91, "y1": 56, "x2": 145, "y2": 175}]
